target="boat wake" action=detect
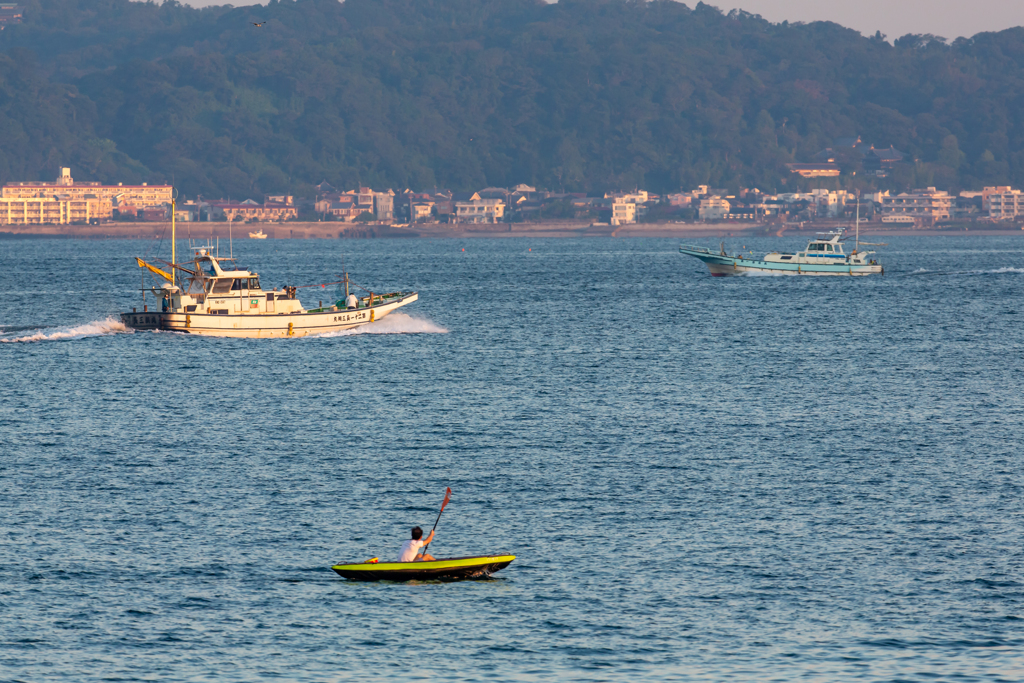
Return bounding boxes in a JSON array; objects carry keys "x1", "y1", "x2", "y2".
[
  {"x1": 739, "y1": 270, "x2": 788, "y2": 277},
  {"x1": 907, "y1": 266, "x2": 1024, "y2": 277},
  {"x1": 980, "y1": 266, "x2": 1024, "y2": 274},
  {"x1": 315, "y1": 313, "x2": 448, "y2": 337},
  {"x1": 0, "y1": 317, "x2": 131, "y2": 343}
]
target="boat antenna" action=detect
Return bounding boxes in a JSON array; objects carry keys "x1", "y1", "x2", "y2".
[
  {"x1": 855, "y1": 190, "x2": 860, "y2": 254},
  {"x1": 228, "y1": 214, "x2": 233, "y2": 259},
  {"x1": 343, "y1": 253, "x2": 349, "y2": 299},
  {"x1": 171, "y1": 187, "x2": 178, "y2": 287}
]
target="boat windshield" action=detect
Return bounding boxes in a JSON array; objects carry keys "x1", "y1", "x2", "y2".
[
  {"x1": 210, "y1": 278, "x2": 233, "y2": 294},
  {"x1": 208, "y1": 277, "x2": 260, "y2": 294}
]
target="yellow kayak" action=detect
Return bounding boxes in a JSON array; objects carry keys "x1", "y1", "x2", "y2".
[{"x1": 332, "y1": 554, "x2": 515, "y2": 582}]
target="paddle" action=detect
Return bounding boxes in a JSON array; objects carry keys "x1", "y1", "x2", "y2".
[{"x1": 420, "y1": 487, "x2": 451, "y2": 557}]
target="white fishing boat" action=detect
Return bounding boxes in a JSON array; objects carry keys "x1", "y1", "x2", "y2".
[
  {"x1": 680, "y1": 230, "x2": 883, "y2": 276},
  {"x1": 121, "y1": 202, "x2": 417, "y2": 337},
  {"x1": 249, "y1": 229, "x2": 268, "y2": 239},
  {"x1": 680, "y1": 194, "x2": 884, "y2": 276}
]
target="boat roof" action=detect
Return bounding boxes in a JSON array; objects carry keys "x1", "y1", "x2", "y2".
[
  {"x1": 191, "y1": 248, "x2": 254, "y2": 277},
  {"x1": 812, "y1": 230, "x2": 844, "y2": 242}
]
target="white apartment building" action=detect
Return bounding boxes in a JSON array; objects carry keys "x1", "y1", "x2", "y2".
[
  {"x1": 3, "y1": 168, "x2": 171, "y2": 220},
  {"x1": 411, "y1": 202, "x2": 435, "y2": 220},
  {"x1": 986, "y1": 188, "x2": 1022, "y2": 219},
  {"x1": 610, "y1": 199, "x2": 636, "y2": 225},
  {"x1": 455, "y1": 198, "x2": 504, "y2": 223},
  {"x1": 606, "y1": 190, "x2": 648, "y2": 204},
  {"x1": 809, "y1": 189, "x2": 852, "y2": 217},
  {"x1": 880, "y1": 187, "x2": 952, "y2": 224},
  {"x1": 699, "y1": 196, "x2": 731, "y2": 220},
  {"x1": 774, "y1": 190, "x2": 853, "y2": 217},
  {"x1": 373, "y1": 191, "x2": 394, "y2": 221},
  {"x1": 0, "y1": 196, "x2": 105, "y2": 224}
]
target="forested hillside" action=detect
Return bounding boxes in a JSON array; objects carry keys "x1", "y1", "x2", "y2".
[{"x1": 3, "y1": 0, "x2": 1024, "y2": 198}]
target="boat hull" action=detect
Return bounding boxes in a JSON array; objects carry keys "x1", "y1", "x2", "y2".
[
  {"x1": 680, "y1": 247, "x2": 882, "y2": 276},
  {"x1": 332, "y1": 555, "x2": 515, "y2": 582},
  {"x1": 121, "y1": 293, "x2": 417, "y2": 338}
]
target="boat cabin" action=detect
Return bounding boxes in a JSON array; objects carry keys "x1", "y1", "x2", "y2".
[
  {"x1": 765, "y1": 230, "x2": 874, "y2": 266},
  {"x1": 154, "y1": 248, "x2": 305, "y2": 316}
]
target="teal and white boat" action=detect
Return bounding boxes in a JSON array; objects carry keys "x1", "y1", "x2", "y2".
[{"x1": 680, "y1": 229, "x2": 883, "y2": 277}]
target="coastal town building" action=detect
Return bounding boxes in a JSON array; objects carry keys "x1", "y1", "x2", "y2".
[
  {"x1": 0, "y1": 2, "x2": 23, "y2": 28},
  {"x1": 802, "y1": 135, "x2": 908, "y2": 178},
  {"x1": 699, "y1": 196, "x2": 731, "y2": 220},
  {"x1": 606, "y1": 190, "x2": 648, "y2": 205},
  {"x1": 208, "y1": 197, "x2": 298, "y2": 222},
  {"x1": 313, "y1": 184, "x2": 395, "y2": 222},
  {"x1": 2, "y1": 168, "x2": 171, "y2": 220},
  {"x1": 608, "y1": 199, "x2": 636, "y2": 225},
  {"x1": 603, "y1": 192, "x2": 648, "y2": 223},
  {"x1": 863, "y1": 146, "x2": 906, "y2": 176},
  {"x1": 373, "y1": 191, "x2": 394, "y2": 222},
  {"x1": 987, "y1": 187, "x2": 1023, "y2": 219},
  {"x1": 0, "y1": 196, "x2": 105, "y2": 225},
  {"x1": 454, "y1": 195, "x2": 505, "y2": 223},
  {"x1": 880, "y1": 187, "x2": 953, "y2": 224},
  {"x1": 665, "y1": 193, "x2": 694, "y2": 207},
  {"x1": 786, "y1": 162, "x2": 840, "y2": 178}
]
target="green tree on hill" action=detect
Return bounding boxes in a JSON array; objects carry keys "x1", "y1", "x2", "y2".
[{"x1": 2, "y1": 0, "x2": 1024, "y2": 196}]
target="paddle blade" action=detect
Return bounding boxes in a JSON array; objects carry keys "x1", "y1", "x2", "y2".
[{"x1": 440, "y1": 487, "x2": 452, "y2": 513}]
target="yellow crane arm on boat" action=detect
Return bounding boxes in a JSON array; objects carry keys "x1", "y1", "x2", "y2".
[{"x1": 135, "y1": 257, "x2": 174, "y2": 282}]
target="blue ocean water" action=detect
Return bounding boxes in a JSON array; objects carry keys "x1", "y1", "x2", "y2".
[{"x1": 1, "y1": 234, "x2": 1023, "y2": 681}]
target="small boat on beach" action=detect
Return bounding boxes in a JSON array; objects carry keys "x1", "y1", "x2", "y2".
[
  {"x1": 332, "y1": 555, "x2": 516, "y2": 582},
  {"x1": 249, "y1": 229, "x2": 268, "y2": 239},
  {"x1": 680, "y1": 229, "x2": 883, "y2": 276}
]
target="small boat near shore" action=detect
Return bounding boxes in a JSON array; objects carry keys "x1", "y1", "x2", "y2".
[
  {"x1": 332, "y1": 555, "x2": 516, "y2": 582},
  {"x1": 249, "y1": 229, "x2": 268, "y2": 239},
  {"x1": 680, "y1": 229, "x2": 883, "y2": 276}
]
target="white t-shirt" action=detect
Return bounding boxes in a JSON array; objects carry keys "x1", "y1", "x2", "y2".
[{"x1": 398, "y1": 539, "x2": 424, "y2": 562}]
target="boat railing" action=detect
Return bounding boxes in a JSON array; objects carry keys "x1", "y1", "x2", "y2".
[{"x1": 680, "y1": 244, "x2": 717, "y2": 255}]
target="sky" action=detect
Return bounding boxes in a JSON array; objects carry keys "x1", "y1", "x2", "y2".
[
  {"x1": 180, "y1": 0, "x2": 1024, "y2": 41},
  {"x1": 728, "y1": 0, "x2": 1024, "y2": 40}
]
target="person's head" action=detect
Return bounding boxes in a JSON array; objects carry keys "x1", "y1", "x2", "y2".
[{"x1": 411, "y1": 526, "x2": 423, "y2": 540}]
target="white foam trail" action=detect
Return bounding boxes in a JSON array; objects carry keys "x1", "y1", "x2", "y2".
[
  {"x1": 982, "y1": 267, "x2": 1024, "y2": 274},
  {"x1": 909, "y1": 267, "x2": 1024, "y2": 277},
  {"x1": 1, "y1": 316, "x2": 131, "y2": 343},
  {"x1": 739, "y1": 269, "x2": 788, "y2": 277},
  {"x1": 314, "y1": 312, "x2": 448, "y2": 338}
]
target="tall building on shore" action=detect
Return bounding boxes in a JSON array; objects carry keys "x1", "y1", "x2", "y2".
[
  {"x1": 879, "y1": 187, "x2": 953, "y2": 225},
  {"x1": 0, "y1": 168, "x2": 172, "y2": 224}
]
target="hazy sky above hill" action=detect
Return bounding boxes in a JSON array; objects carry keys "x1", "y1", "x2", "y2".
[
  {"x1": 182, "y1": 0, "x2": 1023, "y2": 41},
  {"x1": 732, "y1": 0, "x2": 1024, "y2": 40}
]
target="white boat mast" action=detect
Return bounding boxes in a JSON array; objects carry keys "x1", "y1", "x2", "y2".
[
  {"x1": 171, "y1": 189, "x2": 177, "y2": 286},
  {"x1": 855, "y1": 190, "x2": 860, "y2": 254}
]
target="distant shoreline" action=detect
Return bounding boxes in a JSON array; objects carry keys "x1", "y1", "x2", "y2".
[{"x1": 1, "y1": 221, "x2": 1022, "y2": 240}]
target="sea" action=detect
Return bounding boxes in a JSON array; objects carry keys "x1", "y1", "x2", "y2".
[{"x1": 1, "y1": 234, "x2": 1023, "y2": 682}]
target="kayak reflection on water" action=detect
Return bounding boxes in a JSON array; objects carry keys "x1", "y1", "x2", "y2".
[{"x1": 397, "y1": 526, "x2": 436, "y2": 562}]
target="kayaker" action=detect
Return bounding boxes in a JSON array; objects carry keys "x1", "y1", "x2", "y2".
[{"x1": 398, "y1": 526, "x2": 436, "y2": 562}]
